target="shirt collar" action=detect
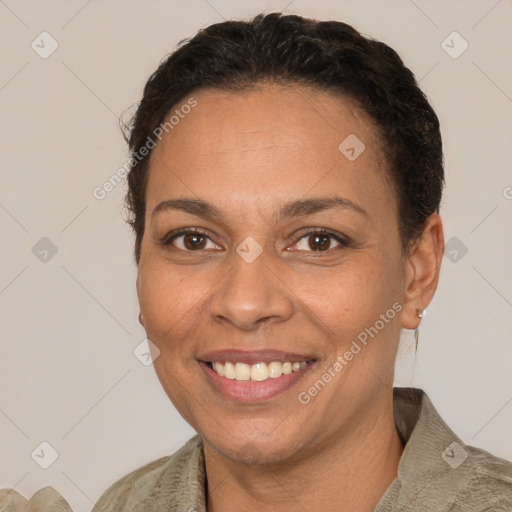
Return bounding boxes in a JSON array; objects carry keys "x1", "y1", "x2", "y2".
[{"x1": 375, "y1": 387, "x2": 475, "y2": 512}]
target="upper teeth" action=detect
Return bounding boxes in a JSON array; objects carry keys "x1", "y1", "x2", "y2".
[{"x1": 212, "y1": 361, "x2": 308, "y2": 381}]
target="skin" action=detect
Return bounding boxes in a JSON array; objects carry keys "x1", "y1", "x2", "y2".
[{"x1": 136, "y1": 84, "x2": 444, "y2": 512}]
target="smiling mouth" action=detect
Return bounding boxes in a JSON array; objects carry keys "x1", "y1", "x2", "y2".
[{"x1": 205, "y1": 360, "x2": 315, "y2": 381}]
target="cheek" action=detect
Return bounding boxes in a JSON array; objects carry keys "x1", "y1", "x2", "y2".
[
  {"x1": 137, "y1": 258, "x2": 222, "y2": 362},
  {"x1": 138, "y1": 261, "x2": 192, "y2": 346},
  {"x1": 139, "y1": 262, "x2": 205, "y2": 417},
  {"x1": 296, "y1": 255, "x2": 403, "y2": 343},
  {"x1": 151, "y1": 357, "x2": 199, "y2": 429}
]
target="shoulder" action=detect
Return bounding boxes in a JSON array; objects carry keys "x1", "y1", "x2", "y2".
[
  {"x1": 454, "y1": 444, "x2": 512, "y2": 510},
  {"x1": 93, "y1": 435, "x2": 204, "y2": 512},
  {"x1": 390, "y1": 388, "x2": 512, "y2": 511},
  {"x1": 0, "y1": 486, "x2": 73, "y2": 511}
]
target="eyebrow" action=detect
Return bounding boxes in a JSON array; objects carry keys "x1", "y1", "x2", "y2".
[{"x1": 152, "y1": 196, "x2": 367, "y2": 222}]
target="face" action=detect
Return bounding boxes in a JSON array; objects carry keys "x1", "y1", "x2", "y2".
[{"x1": 137, "y1": 85, "x2": 411, "y2": 465}]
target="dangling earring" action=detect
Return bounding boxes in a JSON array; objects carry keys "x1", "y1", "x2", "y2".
[{"x1": 415, "y1": 308, "x2": 424, "y2": 351}]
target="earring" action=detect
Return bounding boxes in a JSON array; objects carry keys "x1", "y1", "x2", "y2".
[
  {"x1": 138, "y1": 312, "x2": 144, "y2": 326},
  {"x1": 414, "y1": 308, "x2": 423, "y2": 350}
]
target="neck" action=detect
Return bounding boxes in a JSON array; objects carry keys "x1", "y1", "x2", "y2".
[{"x1": 204, "y1": 393, "x2": 404, "y2": 512}]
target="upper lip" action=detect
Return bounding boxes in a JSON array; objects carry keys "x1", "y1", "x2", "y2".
[{"x1": 197, "y1": 349, "x2": 317, "y2": 364}]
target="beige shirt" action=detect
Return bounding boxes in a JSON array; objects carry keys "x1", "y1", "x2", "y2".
[{"x1": 2, "y1": 388, "x2": 511, "y2": 511}]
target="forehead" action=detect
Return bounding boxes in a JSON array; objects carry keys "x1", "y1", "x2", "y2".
[
  {"x1": 156, "y1": 84, "x2": 378, "y2": 156},
  {"x1": 145, "y1": 85, "x2": 393, "y2": 225}
]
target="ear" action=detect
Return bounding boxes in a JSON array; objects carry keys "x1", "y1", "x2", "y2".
[
  {"x1": 402, "y1": 213, "x2": 444, "y2": 330},
  {"x1": 136, "y1": 270, "x2": 144, "y2": 326}
]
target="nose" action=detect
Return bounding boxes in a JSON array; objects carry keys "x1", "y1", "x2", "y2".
[{"x1": 208, "y1": 247, "x2": 294, "y2": 331}]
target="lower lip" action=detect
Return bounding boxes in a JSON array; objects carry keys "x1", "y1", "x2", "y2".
[{"x1": 199, "y1": 361, "x2": 315, "y2": 403}]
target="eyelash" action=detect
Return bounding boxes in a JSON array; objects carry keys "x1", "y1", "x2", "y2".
[{"x1": 158, "y1": 227, "x2": 350, "y2": 253}]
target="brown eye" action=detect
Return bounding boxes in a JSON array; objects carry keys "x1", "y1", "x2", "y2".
[
  {"x1": 307, "y1": 233, "x2": 331, "y2": 251},
  {"x1": 294, "y1": 229, "x2": 348, "y2": 252},
  {"x1": 182, "y1": 233, "x2": 207, "y2": 250},
  {"x1": 161, "y1": 228, "x2": 220, "y2": 251}
]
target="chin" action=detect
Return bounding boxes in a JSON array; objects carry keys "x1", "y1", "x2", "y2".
[{"x1": 205, "y1": 429, "x2": 305, "y2": 466}]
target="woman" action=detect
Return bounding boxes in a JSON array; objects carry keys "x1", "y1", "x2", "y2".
[{"x1": 2, "y1": 12, "x2": 511, "y2": 512}]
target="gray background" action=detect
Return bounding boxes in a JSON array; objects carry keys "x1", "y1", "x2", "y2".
[{"x1": 1, "y1": 0, "x2": 511, "y2": 509}]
